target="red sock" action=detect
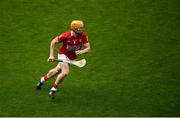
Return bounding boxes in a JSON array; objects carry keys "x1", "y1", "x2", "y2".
[
  {"x1": 53, "y1": 83, "x2": 58, "y2": 89},
  {"x1": 44, "y1": 75, "x2": 49, "y2": 81}
]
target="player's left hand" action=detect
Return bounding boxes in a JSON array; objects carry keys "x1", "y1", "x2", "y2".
[{"x1": 75, "y1": 50, "x2": 83, "y2": 56}]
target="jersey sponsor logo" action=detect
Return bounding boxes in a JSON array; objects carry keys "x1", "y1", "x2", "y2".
[{"x1": 66, "y1": 45, "x2": 81, "y2": 51}]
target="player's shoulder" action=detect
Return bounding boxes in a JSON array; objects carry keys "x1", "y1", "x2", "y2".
[
  {"x1": 60, "y1": 31, "x2": 71, "y2": 38},
  {"x1": 82, "y1": 32, "x2": 88, "y2": 36},
  {"x1": 81, "y1": 32, "x2": 88, "y2": 38}
]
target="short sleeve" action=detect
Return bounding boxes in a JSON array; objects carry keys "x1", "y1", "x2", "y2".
[
  {"x1": 82, "y1": 32, "x2": 89, "y2": 44},
  {"x1": 57, "y1": 33, "x2": 66, "y2": 42}
]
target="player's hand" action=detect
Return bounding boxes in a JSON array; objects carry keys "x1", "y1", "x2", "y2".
[
  {"x1": 75, "y1": 50, "x2": 83, "y2": 56},
  {"x1": 47, "y1": 56, "x2": 56, "y2": 62}
]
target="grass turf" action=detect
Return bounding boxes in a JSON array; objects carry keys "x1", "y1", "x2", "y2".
[{"x1": 0, "y1": 0, "x2": 180, "y2": 116}]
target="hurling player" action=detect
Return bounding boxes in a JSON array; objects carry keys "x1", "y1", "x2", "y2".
[{"x1": 36, "y1": 20, "x2": 91, "y2": 99}]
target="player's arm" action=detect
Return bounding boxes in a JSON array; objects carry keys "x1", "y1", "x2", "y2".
[
  {"x1": 75, "y1": 42, "x2": 91, "y2": 55},
  {"x1": 81, "y1": 42, "x2": 91, "y2": 54},
  {"x1": 48, "y1": 37, "x2": 59, "y2": 62}
]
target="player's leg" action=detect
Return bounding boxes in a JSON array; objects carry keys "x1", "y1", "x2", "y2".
[
  {"x1": 49, "y1": 62, "x2": 69, "y2": 99},
  {"x1": 41, "y1": 64, "x2": 61, "y2": 82},
  {"x1": 36, "y1": 64, "x2": 61, "y2": 90}
]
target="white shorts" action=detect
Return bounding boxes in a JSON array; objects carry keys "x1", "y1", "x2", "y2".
[{"x1": 58, "y1": 54, "x2": 71, "y2": 63}]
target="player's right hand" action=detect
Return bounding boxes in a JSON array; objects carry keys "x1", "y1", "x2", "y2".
[{"x1": 47, "y1": 56, "x2": 56, "y2": 62}]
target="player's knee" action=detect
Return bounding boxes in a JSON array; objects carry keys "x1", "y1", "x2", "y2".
[{"x1": 61, "y1": 71, "x2": 69, "y2": 77}]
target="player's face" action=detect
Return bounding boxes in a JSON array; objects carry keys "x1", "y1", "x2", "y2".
[{"x1": 74, "y1": 28, "x2": 84, "y2": 35}]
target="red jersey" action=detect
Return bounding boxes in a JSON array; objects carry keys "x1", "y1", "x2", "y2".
[{"x1": 57, "y1": 31, "x2": 89, "y2": 60}]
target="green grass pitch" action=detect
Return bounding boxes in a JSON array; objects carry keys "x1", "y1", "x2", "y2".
[{"x1": 0, "y1": 0, "x2": 180, "y2": 116}]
